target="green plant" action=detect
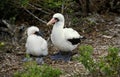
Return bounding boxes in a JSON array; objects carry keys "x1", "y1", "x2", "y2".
[
  {"x1": 72, "y1": 17, "x2": 79, "y2": 25},
  {"x1": 20, "y1": 0, "x2": 29, "y2": 7},
  {"x1": 79, "y1": 45, "x2": 97, "y2": 73},
  {"x1": 14, "y1": 62, "x2": 62, "y2": 77},
  {"x1": 0, "y1": 42, "x2": 5, "y2": 47},
  {"x1": 41, "y1": 0, "x2": 63, "y2": 10},
  {"x1": 0, "y1": 42, "x2": 5, "y2": 49},
  {"x1": 76, "y1": 45, "x2": 120, "y2": 77},
  {"x1": 40, "y1": 0, "x2": 75, "y2": 13},
  {"x1": 99, "y1": 47, "x2": 120, "y2": 76},
  {"x1": 0, "y1": 0, "x2": 17, "y2": 19}
]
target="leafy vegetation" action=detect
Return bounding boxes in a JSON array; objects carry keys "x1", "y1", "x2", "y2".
[
  {"x1": 74, "y1": 45, "x2": 120, "y2": 77},
  {"x1": 0, "y1": 42, "x2": 5, "y2": 47},
  {"x1": 0, "y1": 0, "x2": 119, "y2": 20},
  {"x1": 0, "y1": 42, "x2": 5, "y2": 49},
  {"x1": 42, "y1": 0, "x2": 63, "y2": 9},
  {"x1": 20, "y1": 0, "x2": 29, "y2": 7},
  {"x1": 0, "y1": 0, "x2": 120, "y2": 77},
  {"x1": 14, "y1": 62, "x2": 62, "y2": 77}
]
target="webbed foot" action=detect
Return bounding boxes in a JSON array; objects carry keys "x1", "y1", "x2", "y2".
[
  {"x1": 22, "y1": 57, "x2": 33, "y2": 62},
  {"x1": 51, "y1": 51, "x2": 73, "y2": 62},
  {"x1": 36, "y1": 57, "x2": 44, "y2": 65}
]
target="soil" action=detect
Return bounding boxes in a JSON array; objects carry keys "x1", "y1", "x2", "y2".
[{"x1": 0, "y1": 13, "x2": 120, "y2": 77}]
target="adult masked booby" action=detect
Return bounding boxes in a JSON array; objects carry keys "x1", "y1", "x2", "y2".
[{"x1": 47, "y1": 13, "x2": 83, "y2": 61}]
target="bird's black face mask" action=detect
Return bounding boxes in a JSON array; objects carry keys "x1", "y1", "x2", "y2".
[{"x1": 34, "y1": 31, "x2": 43, "y2": 37}]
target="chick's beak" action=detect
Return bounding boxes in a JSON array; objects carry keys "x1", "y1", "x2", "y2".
[
  {"x1": 47, "y1": 18, "x2": 57, "y2": 25},
  {"x1": 34, "y1": 31, "x2": 43, "y2": 37}
]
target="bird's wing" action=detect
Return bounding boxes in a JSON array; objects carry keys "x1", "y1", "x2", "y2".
[
  {"x1": 39, "y1": 38, "x2": 48, "y2": 55},
  {"x1": 64, "y1": 28, "x2": 80, "y2": 39},
  {"x1": 64, "y1": 28, "x2": 81, "y2": 45}
]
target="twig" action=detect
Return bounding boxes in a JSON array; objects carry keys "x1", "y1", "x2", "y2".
[
  {"x1": 28, "y1": 3, "x2": 50, "y2": 14},
  {"x1": 1, "y1": 20, "x2": 15, "y2": 36},
  {"x1": 34, "y1": 3, "x2": 55, "y2": 14},
  {"x1": 24, "y1": 8, "x2": 47, "y2": 24},
  {"x1": 0, "y1": 27, "x2": 9, "y2": 32},
  {"x1": 61, "y1": 0, "x2": 65, "y2": 13},
  {"x1": 2, "y1": 20, "x2": 12, "y2": 30}
]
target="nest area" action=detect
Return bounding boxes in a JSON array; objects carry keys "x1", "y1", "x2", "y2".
[{"x1": 0, "y1": 13, "x2": 120, "y2": 77}]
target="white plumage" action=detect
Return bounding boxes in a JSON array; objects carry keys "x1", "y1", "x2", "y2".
[
  {"x1": 26, "y1": 26, "x2": 48, "y2": 57},
  {"x1": 47, "y1": 13, "x2": 82, "y2": 52},
  {"x1": 64, "y1": 28, "x2": 80, "y2": 39}
]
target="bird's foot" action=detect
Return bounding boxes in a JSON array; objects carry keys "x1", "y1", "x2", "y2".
[
  {"x1": 36, "y1": 58, "x2": 44, "y2": 65},
  {"x1": 22, "y1": 57, "x2": 33, "y2": 62},
  {"x1": 51, "y1": 51, "x2": 73, "y2": 62}
]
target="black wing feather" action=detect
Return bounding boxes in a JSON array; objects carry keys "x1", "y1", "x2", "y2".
[{"x1": 67, "y1": 38, "x2": 81, "y2": 45}]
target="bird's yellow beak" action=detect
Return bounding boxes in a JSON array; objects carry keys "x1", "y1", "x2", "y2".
[{"x1": 47, "y1": 18, "x2": 57, "y2": 25}]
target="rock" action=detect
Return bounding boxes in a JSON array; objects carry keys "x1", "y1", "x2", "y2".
[
  {"x1": 115, "y1": 24, "x2": 120, "y2": 28},
  {"x1": 102, "y1": 35, "x2": 112, "y2": 38},
  {"x1": 115, "y1": 17, "x2": 120, "y2": 24},
  {"x1": 86, "y1": 13, "x2": 105, "y2": 24}
]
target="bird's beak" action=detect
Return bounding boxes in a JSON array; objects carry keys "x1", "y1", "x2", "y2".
[
  {"x1": 47, "y1": 18, "x2": 57, "y2": 25},
  {"x1": 34, "y1": 31, "x2": 43, "y2": 37}
]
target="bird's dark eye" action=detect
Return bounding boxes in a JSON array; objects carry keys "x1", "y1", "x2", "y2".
[{"x1": 54, "y1": 18, "x2": 59, "y2": 21}]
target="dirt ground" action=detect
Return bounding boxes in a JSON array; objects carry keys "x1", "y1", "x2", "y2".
[{"x1": 0, "y1": 13, "x2": 120, "y2": 77}]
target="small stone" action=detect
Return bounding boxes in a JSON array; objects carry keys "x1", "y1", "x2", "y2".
[{"x1": 102, "y1": 35, "x2": 112, "y2": 38}]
